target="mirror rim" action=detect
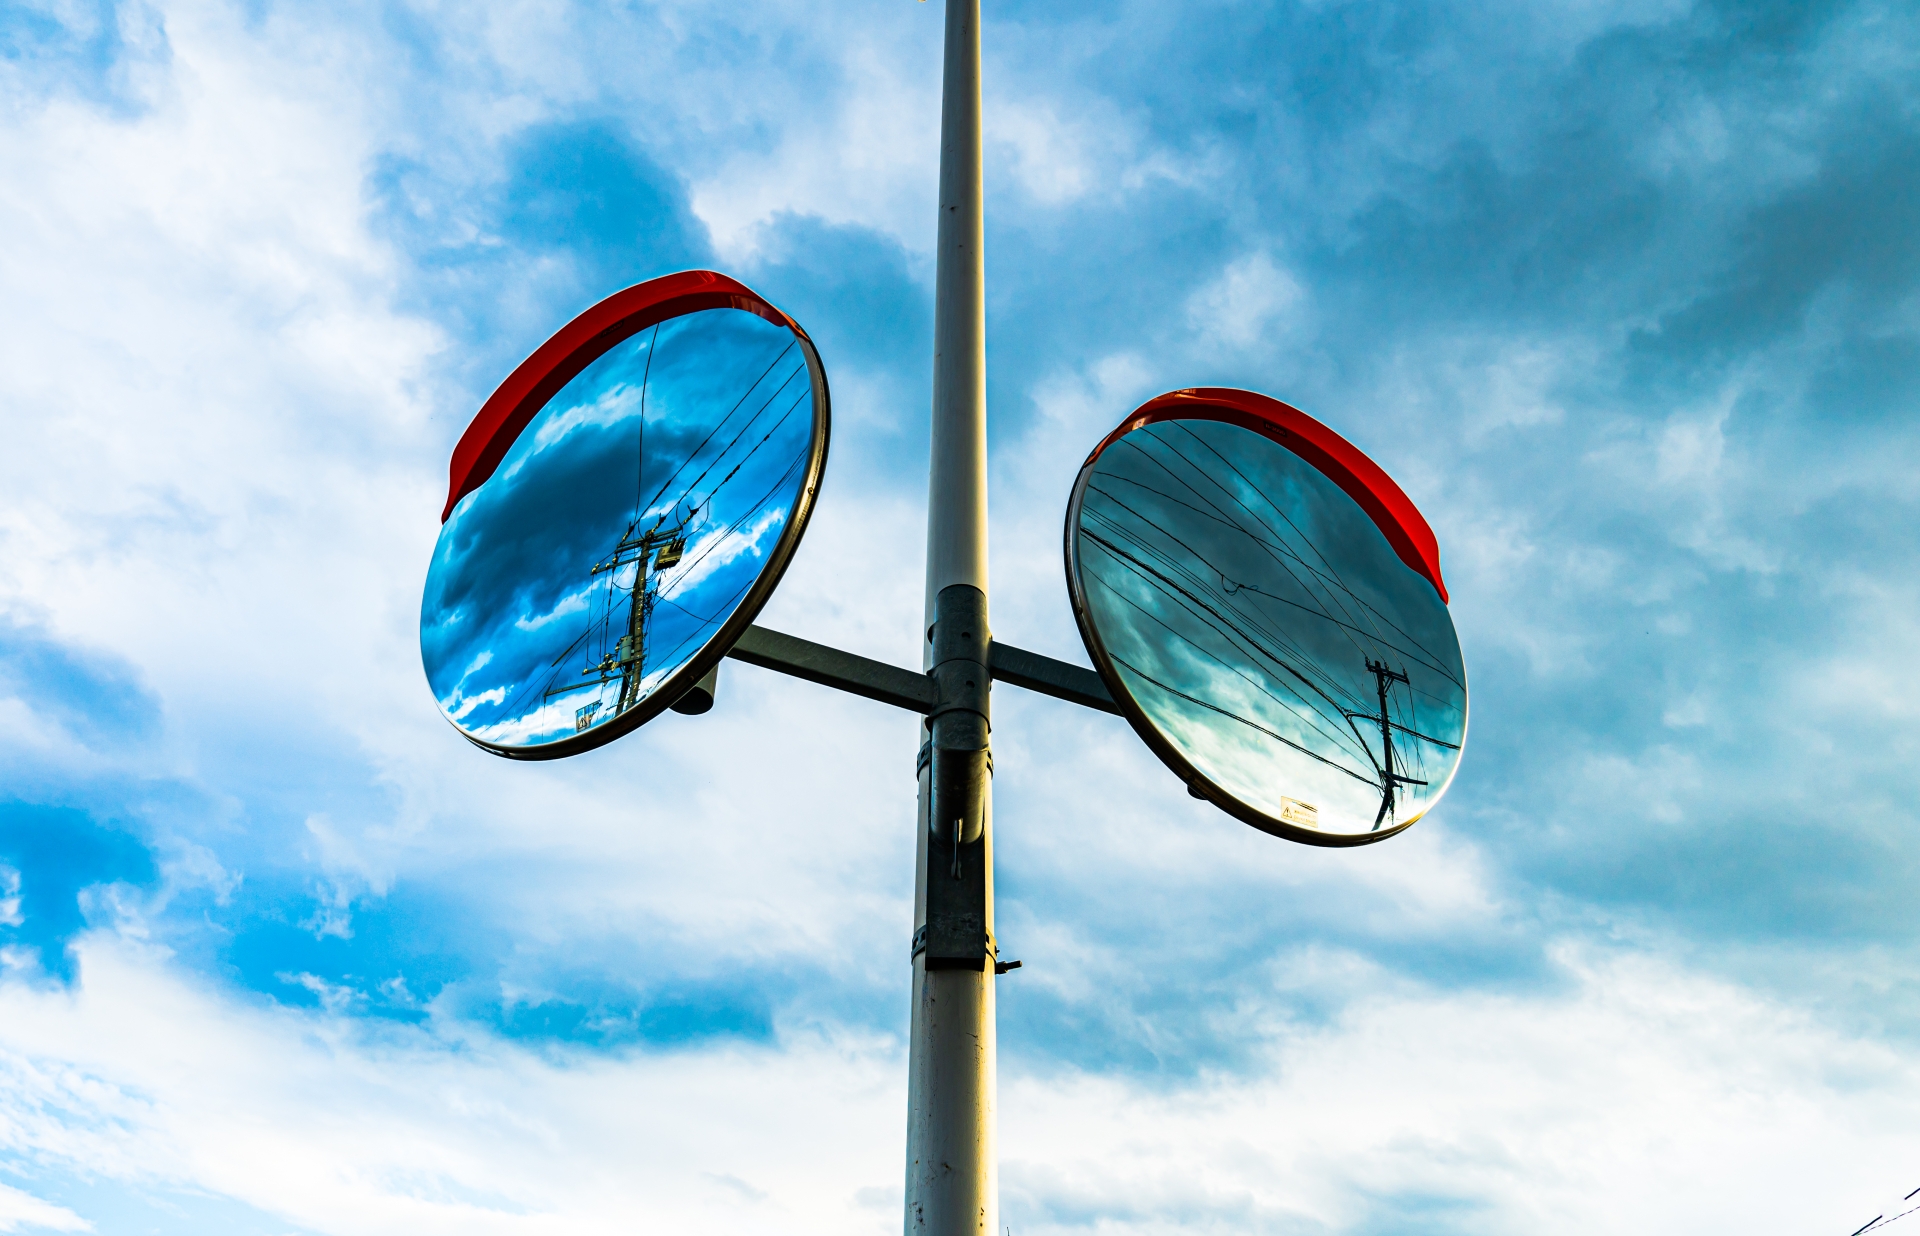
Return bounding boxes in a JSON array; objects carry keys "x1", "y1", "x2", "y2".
[
  {"x1": 1062, "y1": 387, "x2": 1461, "y2": 847},
  {"x1": 428, "y1": 269, "x2": 830, "y2": 761}
]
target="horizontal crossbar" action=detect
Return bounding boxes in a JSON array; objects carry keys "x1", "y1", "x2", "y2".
[
  {"x1": 724, "y1": 625, "x2": 1119, "y2": 716},
  {"x1": 987, "y1": 641, "x2": 1119, "y2": 714},
  {"x1": 726, "y1": 625, "x2": 938, "y2": 712}
]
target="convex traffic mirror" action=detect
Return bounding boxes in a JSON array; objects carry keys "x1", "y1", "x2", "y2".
[
  {"x1": 421, "y1": 270, "x2": 830, "y2": 759},
  {"x1": 1066, "y1": 388, "x2": 1466, "y2": 845}
]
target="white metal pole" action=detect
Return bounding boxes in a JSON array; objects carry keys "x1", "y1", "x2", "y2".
[
  {"x1": 906, "y1": 0, "x2": 994, "y2": 1233},
  {"x1": 921, "y1": 0, "x2": 988, "y2": 617}
]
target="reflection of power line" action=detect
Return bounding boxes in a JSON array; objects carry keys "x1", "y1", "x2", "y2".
[
  {"x1": 658, "y1": 416, "x2": 809, "y2": 593},
  {"x1": 1083, "y1": 455, "x2": 1471, "y2": 815},
  {"x1": 1146, "y1": 422, "x2": 1469, "y2": 752},
  {"x1": 660, "y1": 385, "x2": 810, "y2": 586},
  {"x1": 1108, "y1": 654, "x2": 1378, "y2": 789},
  {"x1": 539, "y1": 409, "x2": 806, "y2": 729},
  {"x1": 1099, "y1": 458, "x2": 1330, "y2": 585},
  {"x1": 545, "y1": 519, "x2": 688, "y2": 727},
  {"x1": 1085, "y1": 564, "x2": 1370, "y2": 768},
  {"x1": 1082, "y1": 498, "x2": 1352, "y2": 694},
  {"x1": 474, "y1": 331, "x2": 809, "y2": 740},
  {"x1": 1082, "y1": 526, "x2": 1358, "y2": 717},
  {"x1": 1086, "y1": 440, "x2": 1467, "y2": 749},
  {"x1": 549, "y1": 628, "x2": 589, "y2": 668},
  {"x1": 657, "y1": 579, "x2": 752, "y2": 627},
  {"x1": 487, "y1": 582, "x2": 613, "y2": 728},
  {"x1": 1089, "y1": 483, "x2": 1457, "y2": 692},
  {"x1": 632, "y1": 321, "x2": 661, "y2": 524},
  {"x1": 1092, "y1": 479, "x2": 1350, "y2": 633},
  {"x1": 1089, "y1": 464, "x2": 1461, "y2": 690},
  {"x1": 1113, "y1": 434, "x2": 1384, "y2": 672},
  {"x1": 1081, "y1": 533, "x2": 1371, "y2": 765},
  {"x1": 1081, "y1": 479, "x2": 1465, "y2": 822},
  {"x1": 674, "y1": 363, "x2": 807, "y2": 516},
  {"x1": 1083, "y1": 513, "x2": 1369, "y2": 749},
  {"x1": 634, "y1": 339, "x2": 796, "y2": 521},
  {"x1": 639, "y1": 448, "x2": 810, "y2": 676},
  {"x1": 570, "y1": 394, "x2": 805, "y2": 722},
  {"x1": 1166, "y1": 421, "x2": 1401, "y2": 657},
  {"x1": 1084, "y1": 511, "x2": 1366, "y2": 742}
]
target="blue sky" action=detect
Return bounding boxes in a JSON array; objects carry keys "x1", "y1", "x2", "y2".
[{"x1": 0, "y1": 0, "x2": 1917, "y2": 1232}]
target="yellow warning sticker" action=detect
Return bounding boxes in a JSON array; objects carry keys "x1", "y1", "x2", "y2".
[{"x1": 1279, "y1": 797, "x2": 1319, "y2": 829}]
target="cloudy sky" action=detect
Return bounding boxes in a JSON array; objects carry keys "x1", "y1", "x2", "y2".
[{"x1": 2, "y1": 0, "x2": 1918, "y2": 1232}]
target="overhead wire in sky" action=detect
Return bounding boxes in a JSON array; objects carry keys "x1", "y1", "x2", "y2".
[{"x1": 1847, "y1": 1188, "x2": 1920, "y2": 1236}]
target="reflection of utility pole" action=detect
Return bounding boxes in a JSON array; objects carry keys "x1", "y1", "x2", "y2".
[
  {"x1": 1346, "y1": 659, "x2": 1459, "y2": 830},
  {"x1": 1369, "y1": 659, "x2": 1409, "y2": 827},
  {"x1": 548, "y1": 517, "x2": 687, "y2": 720},
  {"x1": 598, "y1": 520, "x2": 686, "y2": 715}
]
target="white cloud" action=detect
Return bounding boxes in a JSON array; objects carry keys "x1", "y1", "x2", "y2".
[
  {"x1": 685, "y1": 11, "x2": 942, "y2": 262},
  {"x1": 0, "y1": 1181, "x2": 89, "y2": 1234},
  {"x1": 2, "y1": 934, "x2": 1915, "y2": 1234},
  {"x1": 1186, "y1": 251, "x2": 1309, "y2": 353},
  {"x1": 0, "y1": 935, "x2": 904, "y2": 1236},
  {"x1": 1001, "y1": 943, "x2": 1920, "y2": 1235}
]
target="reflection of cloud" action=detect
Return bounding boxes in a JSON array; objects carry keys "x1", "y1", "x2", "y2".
[
  {"x1": 528, "y1": 380, "x2": 645, "y2": 453},
  {"x1": 515, "y1": 584, "x2": 595, "y2": 633},
  {"x1": 446, "y1": 685, "x2": 506, "y2": 722},
  {"x1": 463, "y1": 689, "x2": 608, "y2": 748}
]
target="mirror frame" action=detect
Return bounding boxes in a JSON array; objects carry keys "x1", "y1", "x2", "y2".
[
  {"x1": 1063, "y1": 387, "x2": 1460, "y2": 847},
  {"x1": 431, "y1": 269, "x2": 830, "y2": 760}
]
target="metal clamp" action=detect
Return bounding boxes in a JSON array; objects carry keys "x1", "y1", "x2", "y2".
[
  {"x1": 919, "y1": 584, "x2": 996, "y2": 970},
  {"x1": 912, "y1": 923, "x2": 998, "y2": 967}
]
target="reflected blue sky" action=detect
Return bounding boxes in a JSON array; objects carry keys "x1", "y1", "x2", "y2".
[
  {"x1": 1078, "y1": 419, "x2": 1466, "y2": 838},
  {"x1": 421, "y1": 307, "x2": 815, "y2": 750}
]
